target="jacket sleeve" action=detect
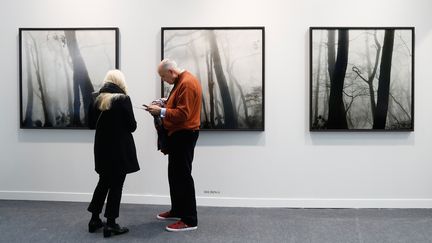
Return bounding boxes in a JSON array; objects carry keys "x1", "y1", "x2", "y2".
[
  {"x1": 87, "y1": 93, "x2": 99, "y2": 129},
  {"x1": 121, "y1": 96, "x2": 137, "y2": 132},
  {"x1": 165, "y1": 84, "x2": 196, "y2": 123}
]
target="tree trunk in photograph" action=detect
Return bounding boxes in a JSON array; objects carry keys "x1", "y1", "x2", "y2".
[
  {"x1": 23, "y1": 40, "x2": 34, "y2": 127},
  {"x1": 206, "y1": 52, "x2": 216, "y2": 128},
  {"x1": 71, "y1": 71, "x2": 80, "y2": 125},
  {"x1": 327, "y1": 30, "x2": 336, "y2": 83},
  {"x1": 215, "y1": 99, "x2": 222, "y2": 126},
  {"x1": 230, "y1": 73, "x2": 249, "y2": 127},
  {"x1": 327, "y1": 29, "x2": 349, "y2": 129},
  {"x1": 313, "y1": 31, "x2": 323, "y2": 124},
  {"x1": 208, "y1": 30, "x2": 237, "y2": 129},
  {"x1": 323, "y1": 76, "x2": 330, "y2": 119},
  {"x1": 57, "y1": 37, "x2": 74, "y2": 125},
  {"x1": 225, "y1": 56, "x2": 249, "y2": 127},
  {"x1": 324, "y1": 30, "x2": 335, "y2": 122},
  {"x1": 65, "y1": 30, "x2": 94, "y2": 125},
  {"x1": 28, "y1": 33, "x2": 52, "y2": 127},
  {"x1": 189, "y1": 43, "x2": 209, "y2": 126},
  {"x1": 221, "y1": 44, "x2": 238, "y2": 121},
  {"x1": 365, "y1": 31, "x2": 381, "y2": 121},
  {"x1": 373, "y1": 29, "x2": 395, "y2": 129},
  {"x1": 323, "y1": 48, "x2": 330, "y2": 119},
  {"x1": 213, "y1": 85, "x2": 222, "y2": 126},
  {"x1": 37, "y1": 46, "x2": 52, "y2": 126},
  {"x1": 229, "y1": 78, "x2": 237, "y2": 121}
]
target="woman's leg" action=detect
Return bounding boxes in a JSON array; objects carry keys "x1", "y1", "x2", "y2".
[
  {"x1": 104, "y1": 173, "x2": 126, "y2": 221},
  {"x1": 88, "y1": 174, "x2": 110, "y2": 215}
]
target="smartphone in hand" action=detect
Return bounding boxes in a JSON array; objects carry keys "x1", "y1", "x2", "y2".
[{"x1": 142, "y1": 104, "x2": 149, "y2": 110}]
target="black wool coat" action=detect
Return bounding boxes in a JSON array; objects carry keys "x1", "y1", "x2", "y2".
[{"x1": 88, "y1": 82, "x2": 140, "y2": 175}]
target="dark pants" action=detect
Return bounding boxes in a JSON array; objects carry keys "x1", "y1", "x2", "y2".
[
  {"x1": 168, "y1": 130, "x2": 199, "y2": 226},
  {"x1": 88, "y1": 173, "x2": 126, "y2": 219}
]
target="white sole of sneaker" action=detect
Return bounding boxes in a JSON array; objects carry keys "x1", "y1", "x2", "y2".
[
  {"x1": 165, "y1": 226, "x2": 198, "y2": 232},
  {"x1": 156, "y1": 215, "x2": 180, "y2": 220}
]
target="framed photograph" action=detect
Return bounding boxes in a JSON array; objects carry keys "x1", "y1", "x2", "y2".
[
  {"x1": 19, "y1": 27, "x2": 119, "y2": 129},
  {"x1": 161, "y1": 27, "x2": 265, "y2": 131},
  {"x1": 309, "y1": 27, "x2": 414, "y2": 131}
]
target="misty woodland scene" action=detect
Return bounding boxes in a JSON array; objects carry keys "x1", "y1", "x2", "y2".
[
  {"x1": 20, "y1": 29, "x2": 118, "y2": 129},
  {"x1": 163, "y1": 28, "x2": 264, "y2": 130},
  {"x1": 310, "y1": 28, "x2": 413, "y2": 131}
]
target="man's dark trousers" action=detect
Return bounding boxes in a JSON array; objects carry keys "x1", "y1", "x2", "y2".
[{"x1": 167, "y1": 130, "x2": 199, "y2": 226}]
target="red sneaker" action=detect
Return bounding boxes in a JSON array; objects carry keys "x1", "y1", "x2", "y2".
[
  {"x1": 166, "y1": 220, "x2": 197, "y2": 232},
  {"x1": 157, "y1": 211, "x2": 180, "y2": 220}
]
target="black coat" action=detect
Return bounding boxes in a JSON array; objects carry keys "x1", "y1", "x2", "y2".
[{"x1": 88, "y1": 82, "x2": 140, "y2": 175}]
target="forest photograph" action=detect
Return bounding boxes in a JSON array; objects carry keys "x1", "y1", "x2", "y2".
[
  {"x1": 19, "y1": 28, "x2": 118, "y2": 129},
  {"x1": 162, "y1": 27, "x2": 264, "y2": 130},
  {"x1": 310, "y1": 27, "x2": 414, "y2": 131}
]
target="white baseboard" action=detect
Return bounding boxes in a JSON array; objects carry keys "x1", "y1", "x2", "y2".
[{"x1": 1, "y1": 191, "x2": 432, "y2": 208}]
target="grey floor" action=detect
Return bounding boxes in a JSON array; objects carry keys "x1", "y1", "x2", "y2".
[{"x1": 1, "y1": 200, "x2": 432, "y2": 242}]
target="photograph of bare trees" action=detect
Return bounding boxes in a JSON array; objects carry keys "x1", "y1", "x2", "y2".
[
  {"x1": 162, "y1": 27, "x2": 264, "y2": 131},
  {"x1": 19, "y1": 28, "x2": 119, "y2": 129},
  {"x1": 310, "y1": 27, "x2": 414, "y2": 131}
]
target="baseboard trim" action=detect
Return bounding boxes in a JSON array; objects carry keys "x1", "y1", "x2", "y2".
[{"x1": 1, "y1": 191, "x2": 432, "y2": 208}]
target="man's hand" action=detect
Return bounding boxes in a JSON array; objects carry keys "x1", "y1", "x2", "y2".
[{"x1": 147, "y1": 104, "x2": 162, "y2": 116}]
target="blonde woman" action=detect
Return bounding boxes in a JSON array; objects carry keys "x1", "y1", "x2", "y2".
[{"x1": 87, "y1": 70, "x2": 139, "y2": 238}]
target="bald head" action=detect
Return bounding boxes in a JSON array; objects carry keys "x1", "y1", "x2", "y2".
[
  {"x1": 159, "y1": 59, "x2": 179, "y2": 72},
  {"x1": 158, "y1": 59, "x2": 183, "y2": 84}
]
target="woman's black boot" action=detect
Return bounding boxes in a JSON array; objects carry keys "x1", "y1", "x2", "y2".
[
  {"x1": 88, "y1": 218, "x2": 104, "y2": 233},
  {"x1": 103, "y1": 223, "x2": 129, "y2": 238}
]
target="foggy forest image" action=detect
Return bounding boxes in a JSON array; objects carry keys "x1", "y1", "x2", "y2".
[
  {"x1": 162, "y1": 28, "x2": 264, "y2": 130},
  {"x1": 20, "y1": 28, "x2": 118, "y2": 129},
  {"x1": 310, "y1": 28, "x2": 414, "y2": 131}
]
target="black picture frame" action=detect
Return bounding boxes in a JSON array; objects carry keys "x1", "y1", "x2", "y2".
[
  {"x1": 309, "y1": 27, "x2": 414, "y2": 132},
  {"x1": 19, "y1": 27, "x2": 120, "y2": 129},
  {"x1": 161, "y1": 27, "x2": 265, "y2": 131}
]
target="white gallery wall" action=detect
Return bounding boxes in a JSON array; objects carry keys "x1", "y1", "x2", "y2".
[{"x1": 1, "y1": 0, "x2": 432, "y2": 208}]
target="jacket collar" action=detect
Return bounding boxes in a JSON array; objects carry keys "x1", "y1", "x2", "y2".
[
  {"x1": 173, "y1": 70, "x2": 187, "y2": 86},
  {"x1": 99, "y1": 82, "x2": 125, "y2": 94}
]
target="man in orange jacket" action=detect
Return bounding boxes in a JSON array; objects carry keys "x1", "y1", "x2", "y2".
[{"x1": 147, "y1": 59, "x2": 202, "y2": 232}]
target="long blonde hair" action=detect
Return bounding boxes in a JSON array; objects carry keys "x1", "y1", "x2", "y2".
[{"x1": 97, "y1": 70, "x2": 128, "y2": 111}]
